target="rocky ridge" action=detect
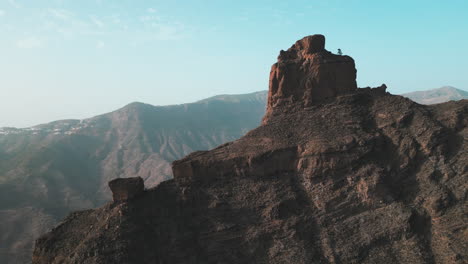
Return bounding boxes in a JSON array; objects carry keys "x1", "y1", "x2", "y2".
[{"x1": 32, "y1": 35, "x2": 467, "y2": 263}]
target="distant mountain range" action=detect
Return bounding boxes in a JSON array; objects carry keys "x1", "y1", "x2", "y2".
[
  {"x1": 0, "y1": 92, "x2": 266, "y2": 264},
  {"x1": 402, "y1": 86, "x2": 468, "y2": 104},
  {"x1": 0, "y1": 86, "x2": 466, "y2": 263}
]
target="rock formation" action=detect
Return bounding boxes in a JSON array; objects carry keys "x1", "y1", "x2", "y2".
[
  {"x1": 264, "y1": 34, "x2": 357, "y2": 123},
  {"x1": 32, "y1": 35, "x2": 467, "y2": 264},
  {"x1": 108, "y1": 177, "x2": 145, "y2": 202}
]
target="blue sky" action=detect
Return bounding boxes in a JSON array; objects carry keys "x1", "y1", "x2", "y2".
[{"x1": 1, "y1": 0, "x2": 467, "y2": 127}]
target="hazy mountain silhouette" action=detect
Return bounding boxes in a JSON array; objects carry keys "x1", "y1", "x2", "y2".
[
  {"x1": 0, "y1": 92, "x2": 266, "y2": 264},
  {"x1": 402, "y1": 86, "x2": 468, "y2": 104}
]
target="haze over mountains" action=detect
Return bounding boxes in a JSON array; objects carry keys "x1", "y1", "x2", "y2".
[
  {"x1": 0, "y1": 92, "x2": 266, "y2": 263},
  {"x1": 402, "y1": 86, "x2": 468, "y2": 105},
  {"x1": 0, "y1": 86, "x2": 466, "y2": 263}
]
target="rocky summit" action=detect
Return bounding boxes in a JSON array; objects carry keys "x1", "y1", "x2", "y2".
[
  {"x1": 32, "y1": 35, "x2": 467, "y2": 264},
  {"x1": 264, "y1": 34, "x2": 357, "y2": 123}
]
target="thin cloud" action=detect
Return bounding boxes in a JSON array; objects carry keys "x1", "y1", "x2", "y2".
[
  {"x1": 8, "y1": 0, "x2": 21, "y2": 8},
  {"x1": 0, "y1": 10, "x2": 5, "y2": 16},
  {"x1": 48, "y1": 8, "x2": 74, "y2": 21},
  {"x1": 96, "y1": 40, "x2": 105, "y2": 48},
  {"x1": 90, "y1": 16, "x2": 105, "y2": 28},
  {"x1": 17, "y1": 37, "x2": 43, "y2": 49},
  {"x1": 11, "y1": 5, "x2": 192, "y2": 48},
  {"x1": 153, "y1": 23, "x2": 186, "y2": 40},
  {"x1": 139, "y1": 14, "x2": 188, "y2": 41},
  {"x1": 111, "y1": 14, "x2": 121, "y2": 24},
  {"x1": 140, "y1": 15, "x2": 160, "y2": 22}
]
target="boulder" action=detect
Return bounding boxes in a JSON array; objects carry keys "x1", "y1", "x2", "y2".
[{"x1": 108, "y1": 177, "x2": 144, "y2": 202}]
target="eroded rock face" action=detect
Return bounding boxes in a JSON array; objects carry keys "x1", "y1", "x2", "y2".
[
  {"x1": 264, "y1": 34, "x2": 357, "y2": 123},
  {"x1": 108, "y1": 177, "x2": 144, "y2": 202},
  {"x1": 32, "y1": 35, "x2": 467, "y2": 264}
]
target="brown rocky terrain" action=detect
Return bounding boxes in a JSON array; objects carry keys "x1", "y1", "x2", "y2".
[
  {"x1": 2, "y1": 87, "x2": 464, "y2": 264},
  {"x1": 32, "y1": 35, "x2": 468, "y2": 263}
]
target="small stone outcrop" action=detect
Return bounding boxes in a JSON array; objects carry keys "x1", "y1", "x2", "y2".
[
  {"x1": 108, "y1": 177, "x2": 144, "y2": 202},
  {"x1": 264, "y1": 34, "x2": 357, "y2": 123}
]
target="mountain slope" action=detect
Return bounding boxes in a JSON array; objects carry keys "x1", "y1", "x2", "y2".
[
  {"x1": 32, "y1": 35, "x2": 468, "y2": 264},
  {"x1": 402, "y1": 86, "x2": 468, "y2": 104},
  {"x1": 0, "y1": 92, "x2": 266, "y2": 264},
  {"x1": 0, "y1": 85, "x2": 465, "y2": 263},
  {"x1": 198, "y1": 86, "x2": 468, "y2": 106}
]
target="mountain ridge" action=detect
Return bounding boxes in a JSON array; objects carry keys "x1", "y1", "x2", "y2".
[
  {"x1": 32, "y1": 35, "x2": 468, "y2": 264},
  {"x1": 401, "y1": 86, "x2": 468, "y2": 105},
  {"x1": 0, "y1": 91, "x2": 267, "y2": 264},
  {"x1": 0, "y1": 86, "x2": 466, "y2": 263},
  {"x1": 2, "y1": 87, "x2": 465, "y2": 132}
]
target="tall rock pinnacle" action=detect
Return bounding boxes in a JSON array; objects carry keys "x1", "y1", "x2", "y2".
[{"x1": 264, "y1": 34, "x2": 357, "y2": 123}]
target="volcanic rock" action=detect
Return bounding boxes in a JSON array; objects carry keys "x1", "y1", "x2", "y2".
[
  {"x1": 264, "y1": 34, "x2": 357, "y2": 123},
  {"x1": 32, "y1": 35, "x2": 468, "y2": 264},
  {"x1": 108, "y1": 177, "x2": 144, "y2": 202}
]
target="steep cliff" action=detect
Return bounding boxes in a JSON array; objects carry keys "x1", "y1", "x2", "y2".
[
  {"x1": 32, "y1": 35, "x2": 467, "y2": 264},
  {"x1": 265, "y1": 34, "x2": 357, "y2": 122}
]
